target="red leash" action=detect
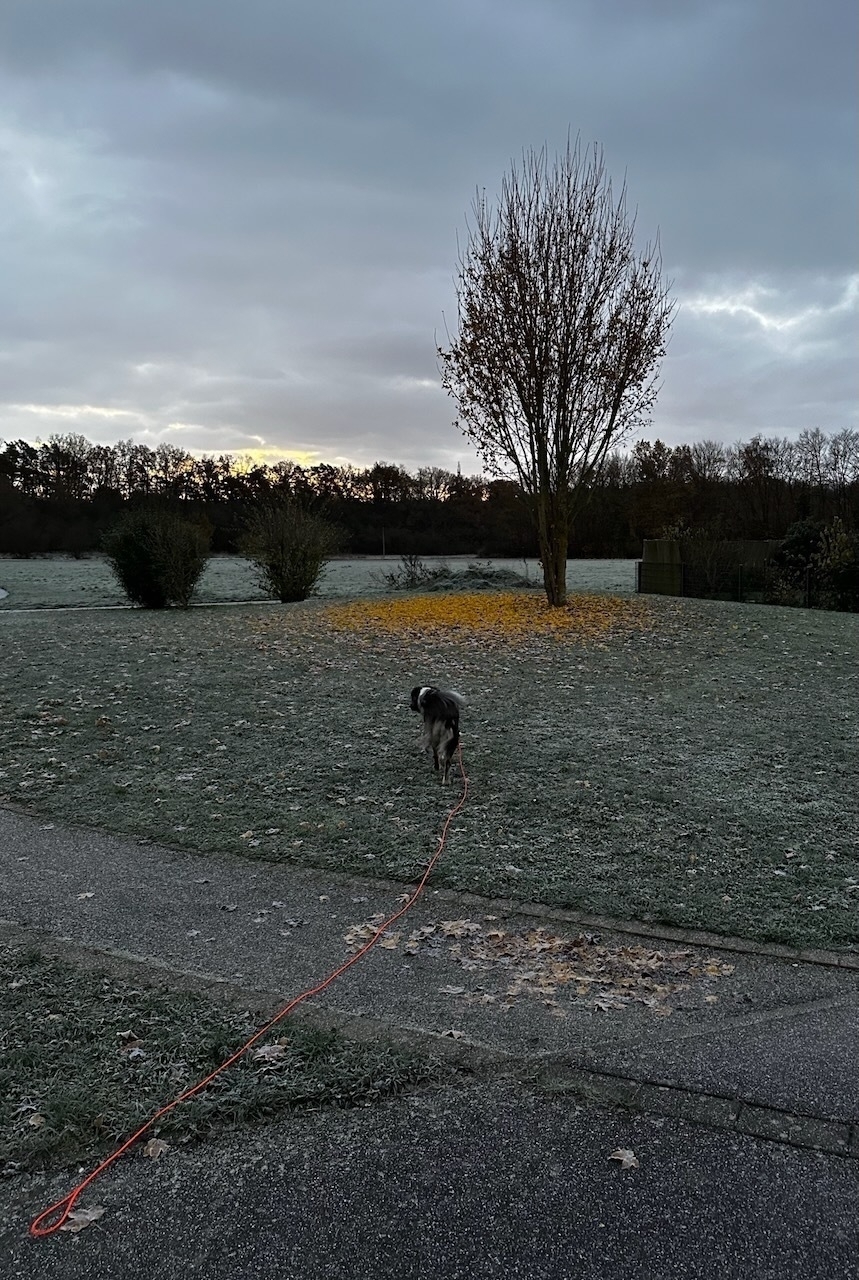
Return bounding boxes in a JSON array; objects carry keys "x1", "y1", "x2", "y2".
[{"x1": 30, "y1": 750, "x2": 469, "y2": 1238}]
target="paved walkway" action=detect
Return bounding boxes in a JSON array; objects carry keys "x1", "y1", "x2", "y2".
[{"x1": 2, "y1": 807, "x2": 858, "y2": 1278}]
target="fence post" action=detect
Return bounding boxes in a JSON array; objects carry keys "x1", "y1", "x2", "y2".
[{"x1": 804, "y1": 564, "x2": 811, "y2": 608}]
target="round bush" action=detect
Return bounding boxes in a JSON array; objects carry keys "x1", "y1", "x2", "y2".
[{"x1": 103, "y1": 509, "x2": 212, "y2": 608}]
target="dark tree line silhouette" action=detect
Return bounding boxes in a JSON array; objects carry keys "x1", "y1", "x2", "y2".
[{"x1": 0, "y1": 428, "x2": 856, "y2": 559}]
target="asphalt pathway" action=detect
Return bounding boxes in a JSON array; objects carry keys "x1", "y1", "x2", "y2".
[{"x1": 1, "y1": 807, "x2": 858, "y2": 1278}]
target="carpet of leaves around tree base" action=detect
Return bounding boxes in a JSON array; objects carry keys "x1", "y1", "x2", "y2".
[{"x1": 322, "y1": 591, "x2": 653, "y2": 644}]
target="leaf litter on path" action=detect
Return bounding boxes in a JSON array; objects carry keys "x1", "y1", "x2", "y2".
[{"x1": 343, "y1": 916, "x2": 735, "y2": 1017}]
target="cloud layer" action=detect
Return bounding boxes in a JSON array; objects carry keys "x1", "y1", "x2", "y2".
[{"x1": 1, "y1": 0, "x2": 856, "y2": 470}]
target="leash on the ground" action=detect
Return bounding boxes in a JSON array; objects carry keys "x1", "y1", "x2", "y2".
[{"x1": 29, "y1": 747, "x2": 469, "y2": 1239}]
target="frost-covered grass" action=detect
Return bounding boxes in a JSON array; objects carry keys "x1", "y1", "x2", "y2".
[
  {"x1": 0, "y1": 554, "x2": 263, "y2": 609},
  {"x1": 0, "y1": 554, "x2": 636, "y2": 609},
  {"x1": 0, "y1": 941, "x2": 444, "y2": 1173},
  {"x1": 1, "y1": 584, "x2": 856, "y2": 952}
]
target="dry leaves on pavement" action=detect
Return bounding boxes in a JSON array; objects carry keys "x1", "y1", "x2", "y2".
[
  {"x1": 343, "y1": 915, "x2": 735, "y2": 1016},
  {"x1": 143, "y1": 1138, "x2": 169, "y2": 1160},
  {"x1": 59, "y1": 1205, "x2": 106, "y2": 1233}
]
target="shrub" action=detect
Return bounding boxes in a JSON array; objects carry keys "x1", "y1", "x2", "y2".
[
  {"x1": 768, "y1": 518, "x2": 859, "y2": 611},
  {"x1": 381, "y1": 555, "x2": 531, "y2": 592},
  {"x1": 426, "y1": 560, "x2": 532, "y2": 591},
  {"x1": 103, "y1": 509, "x2": 212, "y2": 608},
  {"x1": 240, "y1": 501, "x2": 339, "y2": 603},
  {"x1": 813, "y1": 518, "x2": 859, "y2": 612},
  {"x1": 381, "y1": 554, "x2": 449, "y2": 590},
  {"x1": 771, "y1": 520, "x2": 824, "y2": 583}
]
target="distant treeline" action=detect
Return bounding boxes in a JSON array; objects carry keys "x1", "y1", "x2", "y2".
[{"x1": 1, "y1": 429, "x2": 856, "y2": 558}]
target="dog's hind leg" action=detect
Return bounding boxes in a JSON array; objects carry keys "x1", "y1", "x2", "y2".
[{"x1": 441, "y1": 724, "x2": 459, "y2": 784}]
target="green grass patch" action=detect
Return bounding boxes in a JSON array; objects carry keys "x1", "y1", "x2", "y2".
[{"x1": 0, "y1": 942, "x2": 446, "y2": 1174}]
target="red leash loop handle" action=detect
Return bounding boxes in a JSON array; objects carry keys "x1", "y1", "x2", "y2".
[{"x1": 30, "y1": 749, "x2": 468, "y2": 1238}]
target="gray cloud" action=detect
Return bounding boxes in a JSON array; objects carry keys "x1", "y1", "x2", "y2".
[{"x1": 0, "y1": 0, "x2": 855, "y2": 471}]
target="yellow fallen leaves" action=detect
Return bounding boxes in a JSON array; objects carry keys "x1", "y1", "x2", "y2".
[{"x1": 322, "y1": 591, "x2": 651, "y2": 643}]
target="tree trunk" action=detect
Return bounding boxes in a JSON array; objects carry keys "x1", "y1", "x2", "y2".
[{"x1": 535, "y1": 494, "x2": 569, "y2": 606}]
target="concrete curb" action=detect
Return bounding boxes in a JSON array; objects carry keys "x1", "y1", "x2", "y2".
[
  {"x1": 532, "y1": 1063, "x2": 855, "y2": 1160},
  {"x1": 416, "y1": 885, "x2": 859, "y2": 970}
]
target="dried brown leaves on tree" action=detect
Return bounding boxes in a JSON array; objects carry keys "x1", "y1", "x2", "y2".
[{"x1": 439, "y1": 137, "x2": 674, "y2": 605}]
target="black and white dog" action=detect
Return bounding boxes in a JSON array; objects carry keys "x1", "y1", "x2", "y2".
[{"x1": 410, "y1": 686, "x2": 464, "y2": 784}]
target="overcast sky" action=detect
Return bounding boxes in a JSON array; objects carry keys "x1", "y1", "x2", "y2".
[{"x1": 1, "y1": 0, "x2": 856, "y2": 475}]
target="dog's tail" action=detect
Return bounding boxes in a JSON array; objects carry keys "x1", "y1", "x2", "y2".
[{"x1": 445, "y1": 689, "x2": 465, "y2": 707}]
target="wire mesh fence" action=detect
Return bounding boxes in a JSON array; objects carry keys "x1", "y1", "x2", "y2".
[{"x1": 636, "y1": 559, "x2": 859, "y2": 610}]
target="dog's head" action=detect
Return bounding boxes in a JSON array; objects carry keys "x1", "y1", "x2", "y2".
[
  {"x1": 410, "y1": 685, "x2": 433, "y2": 713},
  {"x1": 410, "y1": 686, "x2": 464, "y2": 716}
]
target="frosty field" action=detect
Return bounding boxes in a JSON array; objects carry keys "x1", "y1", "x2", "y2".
[
  {"x1": 0, "y1": 553, "x2": 635, "y2": 610},
  {"x1": 0, "y1": 562, "x2": 856, "y2": 953}
]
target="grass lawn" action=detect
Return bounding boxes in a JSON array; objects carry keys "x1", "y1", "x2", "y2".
[
  {"x1": 0, "y1": 941, "x2": 445, "y2": 1174},
  {"x1": 1, "y1": 573, "x2": 856, "y2": 952},
  {"x1": 0, "y1": 553, "x2": 636, "y2": 609}
]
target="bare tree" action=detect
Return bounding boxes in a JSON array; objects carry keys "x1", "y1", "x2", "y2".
[
  {"x1": 690, "y1": 440, "x2": 728, "y2": 485},
  {"x1": 727, "y1": 435, "x2": 794, "y2": 536},
  {"x1": 439, "y1": 138, "x2": 674, "y2": 605},
  {"x1": 416, "y1": 466, "x2": 454, "y2": 502}
]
